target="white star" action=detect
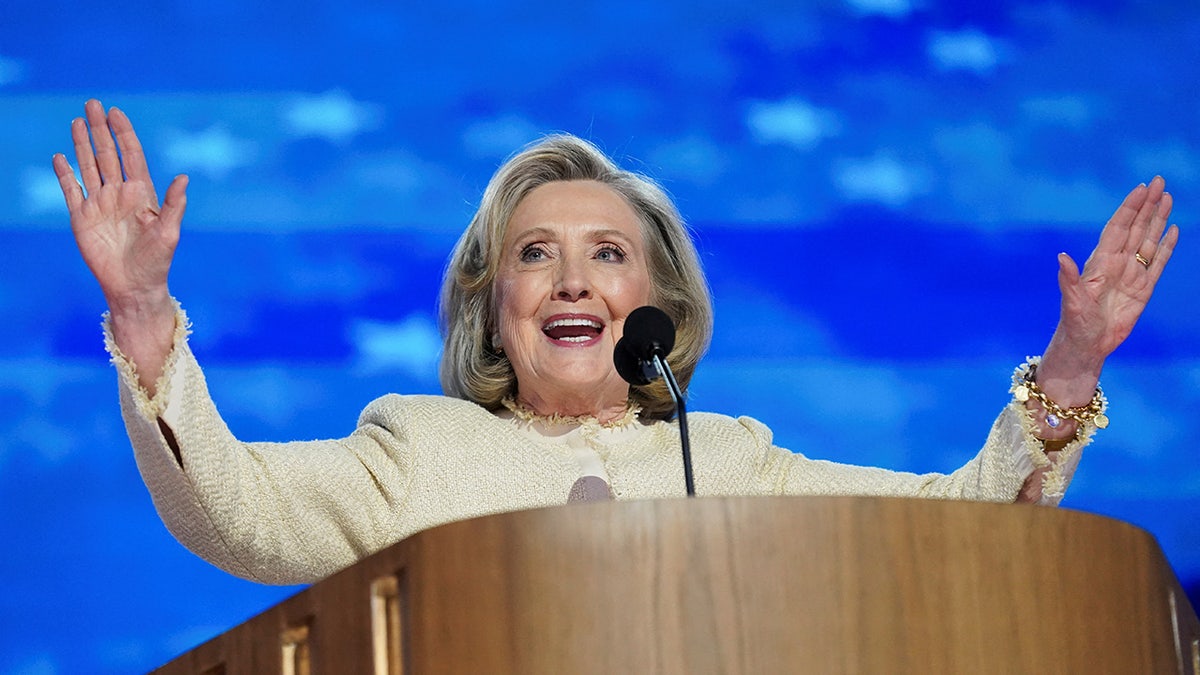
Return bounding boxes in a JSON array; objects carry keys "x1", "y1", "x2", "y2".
[
  {"x1": 161, "y1": 125, "x2": 256, "y2": 180},
  {"x1": 0, "y1": 55, "x2": 26, "y2": 86},
  {"x1": 929, "y1": 29, "x2": 1003, "y2": 75},
  {"x1": 834, "y1": 153, "x2": 927, "y2": 207},
  {"x1": 746, "y1": 98, "x2": 841, "y2": 151},
  {"x1": 844, "y1": 0, "x2": 914, "y2": 18},
  {"x1": 283, "y1": 90, "x2": 383, "y2": 144},
  {"x1": 350, "y1": 315, "x2": 441, "y2": 378}
]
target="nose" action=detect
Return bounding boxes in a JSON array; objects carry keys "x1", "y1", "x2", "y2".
[{"x1": 554, "y1": 255, "x2": 591, "y2": 301}]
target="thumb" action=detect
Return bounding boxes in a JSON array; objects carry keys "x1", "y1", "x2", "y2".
[
  {"x1": 160, "y1": 174, "x2": 189, "y2": 227},
  {"x1": 1057, "y1": 252, "x2": 1080, "y2": 296}
]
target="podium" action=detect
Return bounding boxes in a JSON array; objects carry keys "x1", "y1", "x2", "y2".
[{"x1": 153, "y1": 497, "x2": 1200, "y2": 673}]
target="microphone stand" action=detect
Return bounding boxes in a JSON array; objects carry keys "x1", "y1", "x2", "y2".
[{"x1": 651, "y1": 353, "x2": 694, "y2": 497}]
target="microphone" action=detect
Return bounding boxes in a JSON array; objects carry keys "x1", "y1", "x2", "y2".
[
  {"x1": 614, "y1": 306, "x2": 695, "y2": 497},
  {"x1": 614, "y1": 306, "x2": 675, "y2": 384}
]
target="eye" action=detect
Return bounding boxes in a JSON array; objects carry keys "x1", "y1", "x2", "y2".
[
  {"x1": 519, "y1": 244, "x2": 548, "y2": 262},
  {"x1": 596, "y1": 245, "x2": 626, "y2": 263}
]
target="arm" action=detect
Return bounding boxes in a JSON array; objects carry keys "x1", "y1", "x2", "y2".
[
  {"x1": 109, "y1": 305, "x2": 408, "y2": 585},
  {"x1": 56, "y1": 101, "x2": 420, "y2": 584},
  {"x1": 708, "y1": 411, "x2": 1042, "y2": 504},
  {"x1": 53, "y1": 98, "x2": 187, "y2": 396},
  {"x1": 1013, "y1": 177, "x2": 1178, "y2": 502},
  {"x1": 55, "y1": 101, "x2": 391, "y2": 583},
  {"x1": 1035, "y1": 177, "x2": 1177, "y2": 436},
  {"x1": 721, "y1": 182, "x2": 1178, "y2": 505}
]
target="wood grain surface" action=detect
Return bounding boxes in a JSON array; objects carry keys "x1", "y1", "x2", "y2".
[{"x1": 153, "y1": 497, "x2": 1200, "y2": 674}]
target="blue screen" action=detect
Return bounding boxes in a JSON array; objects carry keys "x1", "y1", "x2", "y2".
[{"x1": 2, "y1": 2, "x2": 1197, "y2": 672}]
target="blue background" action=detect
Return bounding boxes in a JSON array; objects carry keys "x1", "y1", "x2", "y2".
[{"x1": 2, "y1": 1, "x2": 1198, "y2": 672}]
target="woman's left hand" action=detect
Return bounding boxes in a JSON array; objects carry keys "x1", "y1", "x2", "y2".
[{"x1": 1036, "y1": 176, "x2": 1179, "y2": 426}]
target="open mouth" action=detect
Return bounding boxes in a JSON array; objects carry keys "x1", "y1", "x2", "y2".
[{"x1": 542, "y1": 316, "x2": 604, "y2": 343}]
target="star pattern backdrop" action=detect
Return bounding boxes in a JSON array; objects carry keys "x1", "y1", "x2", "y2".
[{"x1": 1, "y1": 1, "x2": 1198, "y2": 672}]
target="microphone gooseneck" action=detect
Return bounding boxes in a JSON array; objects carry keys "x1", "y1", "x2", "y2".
[{"x1": 614, "y1": 306, "x2": 694, "y2": 497}]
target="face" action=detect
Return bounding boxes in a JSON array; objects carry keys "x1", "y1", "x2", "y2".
[{"x1": 493, "y1": 180, "x2": 653, "y2": 418}]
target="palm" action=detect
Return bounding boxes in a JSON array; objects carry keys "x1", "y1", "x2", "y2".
[
  {"x1": 53, "y1": 100, "x2": 187, "y2": 303},
  {"x1": 72, "y1": 178, "x2": 169, "y2": 293}
]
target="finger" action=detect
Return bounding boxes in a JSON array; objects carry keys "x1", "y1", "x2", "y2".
[
  {"x1": 1145, "y1": 224, "x2": 1179, "y2": 283},
  {"x1": 71, "y1": 115, "x2": 102, "y2": 195},
  {"x1": 1093, "y1": 183, "x2": 1149, "y2": 256},
  {"x1": 52, "y1": 153, "x2": 85, "y2": 212},
  {"x1": 1137, "y1": 190, "x2": 1172, "y2": 258},
  {"x1": 84, "y1": 99, "x2": 123, "y2": 186},
  {"x1": 109, "y1": 107, "x2": 153, "y2": 187},
  {"x1": 1123, "y1": 176, "x2": 1166, "y2": 254},
  {"x1": 159, "y1": 174, "x2": 189, "y2": 233}
]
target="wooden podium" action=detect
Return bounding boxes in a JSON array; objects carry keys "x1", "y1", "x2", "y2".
[{"x1": 153, "y1": 497, "x2": 1199, "y2": 674}]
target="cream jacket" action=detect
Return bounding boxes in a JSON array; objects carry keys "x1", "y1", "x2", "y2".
[{"x1": 109, "y1": 309, "x2": 1088, "y2": 585}]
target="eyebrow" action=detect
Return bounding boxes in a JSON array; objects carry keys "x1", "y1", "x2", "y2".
[
  {"x1": 511, "y1": 225, "x2": 637, "y2": 243},
  {"x1": 588, "y1": 227, "x2": 638, "y2": 242}
]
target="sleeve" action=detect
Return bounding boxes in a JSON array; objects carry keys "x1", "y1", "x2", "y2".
[
  {"x1": 736, "y1": 400, "x2": 1093, "y2": 505},
  {"x1": 105, "y1": 304, "x2": 410, "y2": 585}
]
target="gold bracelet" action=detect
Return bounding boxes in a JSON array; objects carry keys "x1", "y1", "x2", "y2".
[{"x1": 1010, "y1": 358, "x2": 1109, "y2": 430}]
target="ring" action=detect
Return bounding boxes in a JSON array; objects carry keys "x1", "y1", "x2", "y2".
[{"x1": 1134, "y1": 252, "x2": 1152, "y2": 268}]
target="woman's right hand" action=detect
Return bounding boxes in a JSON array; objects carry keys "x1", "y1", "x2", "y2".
[{"x1": 54, "y1": 99, "x2": 189, "y2": 394}]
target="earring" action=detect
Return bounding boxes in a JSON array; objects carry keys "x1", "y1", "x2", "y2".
[{"x1": 491, "y1": 332, "x2": 504, "y2": 354}]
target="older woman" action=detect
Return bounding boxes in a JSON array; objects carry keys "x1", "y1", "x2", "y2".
[{"x1": 54, "y1": 100, "x2": 1177, "y2": 585}]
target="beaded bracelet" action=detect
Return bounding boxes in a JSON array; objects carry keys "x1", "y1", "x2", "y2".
[{"x1": 1010, "y1": 357, "x2": 1109, "y2": 430}]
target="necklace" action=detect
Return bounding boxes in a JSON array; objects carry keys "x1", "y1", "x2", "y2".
[{"x1": 500, "y1": 397, "x2": 642, "y2": 429}]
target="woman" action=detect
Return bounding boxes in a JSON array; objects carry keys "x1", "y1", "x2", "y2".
[{"x1": 54, "y1": 100, "x2": 1177, "y2": 585}]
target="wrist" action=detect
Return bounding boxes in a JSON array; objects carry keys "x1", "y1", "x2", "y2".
[
  {"x1": 105, "y1": 289, "x2": 177, "y2": 355},
  {"x1": 1037, "y1": 330, "x2": 1105, "y2": 407},
  {"x1": 1011, "y1": 357, "x2": 1109, "y2": 439},
  {"x1": 105, "y1": 287, "x2": 175, "y2": 322},
  {"x1": 104, "y1": 293, "x2": 180, "y2": 396}
]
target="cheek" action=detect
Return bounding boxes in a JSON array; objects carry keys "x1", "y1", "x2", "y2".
[
  {"x1": 616, "y1": 271, "x2": 653, "y2": 309},
  {"x1": 491, "y1": 280, "x2": 508, "y2": 326},
  {"x1": 493, "y1": 276, "x2": 538, "y2": 339},
  {"x1": 492, "y1": 279, "x2": 519, "y2": 341}
]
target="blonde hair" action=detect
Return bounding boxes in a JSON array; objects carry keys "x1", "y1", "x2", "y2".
[{"x1": 438, "y1": 134, "x2": 712, "y2": 420}]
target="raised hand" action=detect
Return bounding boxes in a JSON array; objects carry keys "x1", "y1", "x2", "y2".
[
  {"x1": 54, "y1": 99, "x2": 189, "y2": 393},
  {"x1": 1054, "y1": 178, "x2": 1177, "y2": 366},
  {"x1": 53, "y1": 99, "x2": 188, "y2": 306},
  {"x1": 1035, "y1": 176, "x2": 1179, "y2": 428}
]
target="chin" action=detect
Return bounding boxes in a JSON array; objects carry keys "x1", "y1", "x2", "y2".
[
  {"x1": 537, "y1": 342, "x2": 612, "y2": 368},
  {"x1": 537, "y1": 360, "x2": 622, "y2": 394},
  {"x1": 547, "y1": 363, "x2": 613, "y2": 390}
]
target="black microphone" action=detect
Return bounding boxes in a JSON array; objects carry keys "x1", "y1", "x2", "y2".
[
  {"x1": 614, "y1": 306, "x2": 674, "y2": 384},
  {"x1": 614, "y1": 306, "x2": 695, "y2": 497}
]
